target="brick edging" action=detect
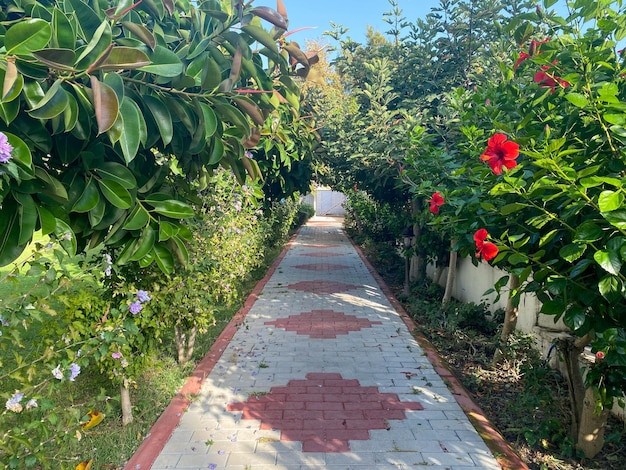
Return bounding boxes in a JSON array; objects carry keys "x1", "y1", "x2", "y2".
[
  {"x1": 349, "y1": 233, "x2": 530, "y2": 470},
  {"x1": 123, "y1": 229, "x2": 300, "y2": 470}
]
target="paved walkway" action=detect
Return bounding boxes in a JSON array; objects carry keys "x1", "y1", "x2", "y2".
[{"x1": 126, "y1": 216, "x2": 525, "y2": 470}]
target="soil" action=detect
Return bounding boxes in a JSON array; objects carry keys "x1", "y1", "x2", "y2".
[{"x1": 360, "y1": 241, "x2": 626, "y2": 470}]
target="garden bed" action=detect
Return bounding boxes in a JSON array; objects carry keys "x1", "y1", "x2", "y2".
[{"x1": 359, "y1": 239, "x2": 625, "y2": 470}]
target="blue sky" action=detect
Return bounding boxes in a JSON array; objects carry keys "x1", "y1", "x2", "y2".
[{"x1": 252, "y1": 0, "x2": 445, "y2": 45}]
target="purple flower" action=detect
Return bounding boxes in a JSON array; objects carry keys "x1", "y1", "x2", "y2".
[
  {"x1": 69, "y1": 363, "x2": 81, "y2": 381},
  {"x1": 137, "y1": 290, "x2": 151, "y2": 302},
  {"x1": 0, "y1": 132, "x2": 13, "y2": 164},
  {"x1": 129, "y1": 301, "x2": 142, "y2": 315},
  {"x1": 5, "y1": 391, "x2": 24, "y2": 412},
  {"x1": 112, "y1": 352, "x2": 122, "y2": 359},
  {"x1": 26, "y1": 398, "x2": 38, "y2": 409}
]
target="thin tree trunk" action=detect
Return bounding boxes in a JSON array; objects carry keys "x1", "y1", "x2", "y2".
[
  {"x1": 555, "y1": 334, "x2": 607, "y2": 456},
  {"x1": 442, "y1": 239, "x2": 457, "y2": 304},
  {"x1": 184, "y1": 326, "x2": 198, "y2": 363},
  {"x1": 175, "y1": 324, "x2": 198, "y2": 365},
  {"x1": 493, "y1": 274, "x2": 520, "y2": 364},
  {"x1": 410, "y1": 198, "x2": 423, "y2": 281},
  {"x1": 121, "y1": 377, "x2": 133, "y2": 426}
]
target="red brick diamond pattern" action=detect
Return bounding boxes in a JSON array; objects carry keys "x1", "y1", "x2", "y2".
[
  {"x1": 286, "y1": 280, "x2": 360, "y2": 294},
  {"x1": 293, "y1": 263, "x2": 348, "y2": 272},
  {"x1": 227, "y1": 373, "x2": 423, "y2": 452},
  {"x1": 301, "y1": 251, "x2": 341, "y2": 258},
  {"x1": 264, "y1": 310, "x2": 382, "y2": 338}
]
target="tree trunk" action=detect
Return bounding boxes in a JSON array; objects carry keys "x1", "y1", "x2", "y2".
[
  {"x1": 442, "y1": 239, "x2": 457, "y2": 304},
  {"x1": 577, "y1": 387, "x2": 610, "y2": 458},
  {"x1": 555, "y1": 335, "x2": 608, "y2": 457},
  {"x1": 410, "y1": 198, "x2": 424, "y2": 281},
  {"x1": 175, "y1": 324, "x2": 198, "y2": 364},
  {"x1": 493, "y1": 274, "x2": 520, "y2": 364},
  {"x1": 121, "y1": 377, "x2": 133, "y2": 426}
]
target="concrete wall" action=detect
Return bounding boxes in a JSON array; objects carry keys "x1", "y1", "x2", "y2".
[
  {"x1": 303, "y1": 187, "x2": 346, "y2": 216},
  {"x1": 428, "y1": 256, "x2": 625, "y2": 420}
]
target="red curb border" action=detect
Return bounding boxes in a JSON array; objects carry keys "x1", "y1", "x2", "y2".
[
  {"x1": 349, "y1": 235, "x2": 530, "y2": 470},
  {"x1": 123, "y1": 230, "x2": 299, "y2": 470}
]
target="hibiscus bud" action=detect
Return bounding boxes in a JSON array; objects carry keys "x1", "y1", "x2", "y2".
[{"x1": 595, "y1": 351, "x2": 605, "y2": 361}]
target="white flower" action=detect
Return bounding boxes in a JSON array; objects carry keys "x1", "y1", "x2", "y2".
[{"x1": 52, "y1": 365, "x2": 63, "y2": 380}]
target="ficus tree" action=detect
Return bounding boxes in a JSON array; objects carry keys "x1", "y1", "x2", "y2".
[{"x1": 0, "y1": 0, "x2": 316, "y2": 273}]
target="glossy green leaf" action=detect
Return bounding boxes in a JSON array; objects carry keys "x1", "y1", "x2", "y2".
[
  {"x1": 170, "y1": 234, "x2": 189, "y2": 265},
  {"x1": 5, "y1": 133, "x2": 33, "y2": 173},
  {"x1": 598, "y1": 190, "x2": 624, "y2": 212},
  {"x1": 1, "y1": 61, "x2": 24, "y2": 102},
  {"x1": 72, "y1": 177, "x2": 100, "y2": 213},
  {"x1": 152, "y1": 243, "x2": 174, "y2": 274},
  {"x1": 144, "y1": 95, "x2": 173, "y2": 145},
  {"x1": 563, "y1": 305, "x2": 587, "y2": 331},
  {"x1": 122, "y1": 204, "x2": 150, "y2": 230},
  {"x1": 598, "y1": 275, "x2": 622, "y2": 300},
  {"x1": 144, "y1": 196, "x2": 194, "y2": 219},
  {"x1": 52, "y1": 8, "x2": 75, "y2": 49},
  {"x1": 565, "y1": 92, "x2": 588, "y2": 108},
  {"x1": 28, "y1": 79, "x2": 69, "y2": 119},
  {"x1": 242, "y1": 24, "x2": 279, "y2": 54},
  {"x1": 559, "y1": 243, "x2": 586, "y2": 262},
  {"x1": 594, "y1": 250, "x2": 622, "y2": 275},
  {"x1": 14, "y1": 192, "x2": 37, "y2": 245},
  {"x1": 36, "y1": 206, "x2": 56, "y2": 235},
  {"x1": 63, "y1": 92, "x2": 79, "y2": 132},
  {"x1": 94, "y1": 162, "x2": 136, "y2": 189},
  {"x1": 138, "y1": 45, "x2": 183, "y2": 77},
  {"x1": 129, "y1": 226, "x2": 157, "y2": 261},
  {"x1": 117, "y1": 97, "x2": 144, "y2": 163},
  {"x1": 5, "y1": 19, "x2": 51, "y2": 56},
  {"x1": 0, "y1": 98, "x2": 19, "y2": 124},
  {"x1": 88, "y1": 195, "x2": 107, "y2": 226},
  {"x1": 199, "y1": 102, "x2": 218, "y2": 138},
  {"x1": 0, "y1": 197, "x2": 26, "y2": 266},
  {"x1": 35, "y1": 167, "x2": 68, "y2": 201},
  {"x1": 67, "y1": 0, "x2": 102, "y2": 40},
  {"x1": 574, "y1": 220, "x2": 603, "y2": 242},
  {"x1": 603, "y1": 210, "x2": 626, "y2": 230},
  {"x1": 54, "y1": 219, "x2": 77, "y2": 257},
  {"x1": 97, "y1": 179, "x2": 132, "y2": 209},
  {"x1": 208, "y1": 137, "x2": 225, "y2": 165},
  {"x1": 158, "y1": 220, "x2": 179, "y2": 241}
]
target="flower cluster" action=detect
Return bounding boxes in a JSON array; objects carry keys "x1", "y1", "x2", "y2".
[
  {"x1": 480, "y1": 134, "x2": 519, "y2": 175},
  {"x1": 428, "y1": 192, "x2": 444, "y2": 214},
  {"x1": 52, "y1": 363, "x2": 81, "y2": 381},
  {"x1": 474, "y1": 229, "x2": 498, "y2": 262},
  {"x1": 0, "y1": 132, "x2": 13, "y2": 164},
  {"x1": 129, "y1": 289, "x2": 151, "y2": 315},
  {"x1": 5, "y1": 391, "x2": 38, "y2": 413}
]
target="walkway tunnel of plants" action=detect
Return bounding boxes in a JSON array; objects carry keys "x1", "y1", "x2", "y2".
[{"x1": 0, "y1": 0, "x2": 625, "y2": 468}]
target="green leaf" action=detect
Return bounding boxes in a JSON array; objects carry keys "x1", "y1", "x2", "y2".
[
  {"x1": 4, "y1": 19, "x2": 52, "y2": 56},
  {"x1": 123, "y1": 204, "x2": 150, "y2": 231},
  {"x1": 574, "y1": 220, "x2": 603, "y2": 242},
  {"x1": 72, "y1": 177, "x2": 100, "y2": 213},
  {"x1": 14, "y1": 192, "x2": 37, "y2": 245},
  {"x1": 144, "y1": 95, "x2": 173, "y2": 145},
  {"x1": 5, "y1": 133, "x2": 33, "y2": 174},
  {"x1": 603, "y1": 210, "x2": 626, "y2": 230},
  {"x1": 144, "y1": 197, "x2": 194, "y2": 219},
  {"x1": 121, "y1": 21, "x2": 156, "y2": 50},
  {"x1": 500, "y1": 202, "x2": 528, "y2": 215},
  {"x1": 199, "y1": 103, "x2": 218, "y2": 138},
  {"x1": 208, "y1": 137, "x2": 224, "y2": 165},
  {"x1": 94, "y1": 162, "x2": 136, "y2": 189},
  {"x1": 116, "y1": 97, "x2": 144, "y2": 163},
  {"x1": 97, "y1": 179, "x2": 132, "y2": 209},
  {"x1": 598, "y1": 275, "x2": 622, "y2": 301},
  {"x1": 598, "y1": 190, "x2": 624, "y2": 212},
  {"x1": 594, "y1": 250, "x2": 622, "y2": 275},
  {"x1": 129, "y1": 226, "x2": 157, "y2": 261},
  {"x1": 541, "y1": 299, "x2": 566, "y2": 315},
  {"x1": 559, "y1": 243, "x2": 586, "y2": 262},
  {"x1": 32, "y1": 49, "x2": 76, "y2": 71},
  {"x1": 1, "y1": 61, "x2": 24, "y2": 102},
  {"x1": 138, "y1": 45, "x2": 183, "y2": 77},
  {"x1": 603, "y1": 113, "x2": 626, "y2": 125},
  {"x1": 36, "y1": 206, "x2": 56, "y2": 235},
  {"x1": 75, "y1": 20, "x2": 113, "y2": 70},
  {"x1": 539, "y1": 229, "x2": 559, "y2": 248},
  {"x1": 170, "y1": 234, "x2": 189, "y2": 266},
  {"x1": 563, "y1": 305, "x2": 587, "y2": 331},
  {"x1": 0, "y1": 197, "x2": 25, "y2": 266},
  {"x1": 570, "y1": 259, "x2": 593, "y2": 278},
  {"x1": 28, "y1": 79, "x2": 69, "y2": 119},
  {"x1": 51, "y1": 8, "x2": 75, "y2": 49},
  {"x1": 158, "y1": 220, "x2": 179, "y2": 241},
  {"x1": 99, "y1": 47, "x2": 151, "y2": 70},
  {"x1": 66, "y1": 0, "x2": 102, "y2": 39},
  {"x1": 241, "y1": 24, "x2": 279, "y2": 54},
  {"x1": 54, "y1": 219, "x2": 76, "y2": 257},
  {"x1": 153, "y1": 243, "x2": 174, "y2": 274},
  {"x1": 565, "y1": 92, "x2": 588, "y2": 108}
]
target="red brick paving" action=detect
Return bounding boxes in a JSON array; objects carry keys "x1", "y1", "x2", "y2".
[
  {"x1": 286, "y1": 280, "x2": 360, "y2": 294},
  {"x1": 227, "y1": 373, "x2": 423, "y2": 452},
  {"x1": 293, "y1": 263, "x2": 349, "y2": 271},
  {"x1": 264, "y1": 310, "x2": 382, "y2": 338}
]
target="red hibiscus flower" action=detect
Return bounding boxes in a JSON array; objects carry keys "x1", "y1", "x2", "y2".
[
  {"x1": 474, "y1": 228, "x2": 499, "y2": 262},
  {"x1": 514, "y1": 38, "x2": 549, "y2": 71},
  {"x1": 534, "y1": 63, "x2": 570, "y2": 93},
  {"x1": 480, "y1": 134, "x2": 520, "y2": 175},
  {"x1": 429, "y1": 192, "x2": 444, "y2": 214},
  {"x1": 595, "y1": 351, "x2": 605, "y2": 361}
]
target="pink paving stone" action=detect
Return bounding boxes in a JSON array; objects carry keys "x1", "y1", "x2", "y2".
[
  {"x1": 301, "y1": 251, "x2": 342, "y2": 258},
  {"x1": 286, "y1": 280, "x2": 360, "y2": 294},
  {"x1": 293, "y1": 263, "x2": 349, "y2": 271},
  {"x1": 264, "y1": 310, "x2": 382, "y2": 338},
  {"x1": 226, "y1": 373, "x2": 423, "y2": 452}
]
